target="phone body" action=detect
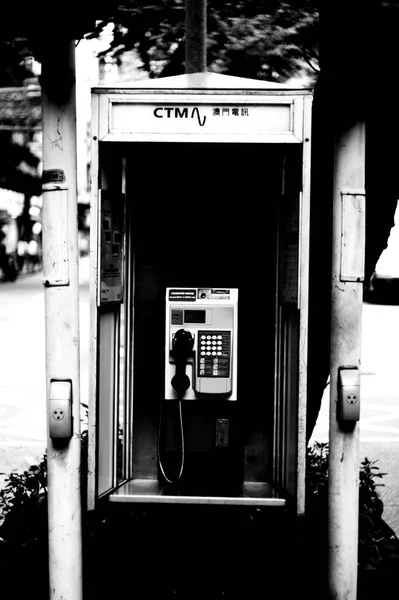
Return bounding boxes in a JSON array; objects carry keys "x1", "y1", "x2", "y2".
[{"x1": 165, "y1": 287, "x2": 238, "y2": 401}]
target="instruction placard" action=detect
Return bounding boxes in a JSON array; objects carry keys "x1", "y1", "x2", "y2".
[
  {"x1": 100, "y1": 191, "x2": 124, "y2": 304},
  {"x1": 280, "y1": 195, "x2": 299, "y2": 305}
]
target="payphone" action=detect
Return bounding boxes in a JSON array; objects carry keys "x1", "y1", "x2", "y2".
[
  {"x1": 160, "y1": 287, "x2": 239, "y2": 484},
  {"x1": 165, "y1": 287, "x2": 238, "y2": 400}
]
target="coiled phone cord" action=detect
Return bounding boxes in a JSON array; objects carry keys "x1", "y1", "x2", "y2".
[{"x1": 157, "y1": 396, "x2": 185, "y2": 484}]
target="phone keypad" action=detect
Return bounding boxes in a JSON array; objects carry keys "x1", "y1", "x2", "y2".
[{"x1": 197, "y1": 330, "x2": 231, "y2": 378}]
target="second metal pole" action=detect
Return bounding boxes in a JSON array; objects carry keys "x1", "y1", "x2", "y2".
[
  {"x1": 328, "y1": 117, "x2": 365, "y2": 599},
  {"x1": 185, "y1": 0, "x2": 207, "y2": 73}
]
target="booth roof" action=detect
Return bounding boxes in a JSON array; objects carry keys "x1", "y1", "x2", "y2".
[{"x1": 92, "y1": 72, "x2": 313, "y2": 93}]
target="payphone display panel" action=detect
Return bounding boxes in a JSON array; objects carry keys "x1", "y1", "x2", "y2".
[{"x1": 165, "y1": 287, "x2": 238, "y2": 400}]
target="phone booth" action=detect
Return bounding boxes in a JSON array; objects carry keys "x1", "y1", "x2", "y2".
[{"x1": 87, "y1": 73, "x2": 312, "y2": 514}]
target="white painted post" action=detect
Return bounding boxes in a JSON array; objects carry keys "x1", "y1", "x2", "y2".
[
  {"x1": 328, "y1": 118, "x2": 366, "y2": 599},
  {"x1": 41, "y1": 38, "x2": 83, "y2": 599}
]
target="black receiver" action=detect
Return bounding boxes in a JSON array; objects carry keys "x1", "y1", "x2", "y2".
[{"x1": 171, "y1": 328, "x2": 194, "y2": 395}]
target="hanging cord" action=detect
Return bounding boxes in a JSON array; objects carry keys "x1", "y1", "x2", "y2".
[
  {"x1": 158, "y1": 328, "x2": 194, "y2": 485},
  {"x1": 158, "y1": 396, "x2": 185, "y2": 484}
]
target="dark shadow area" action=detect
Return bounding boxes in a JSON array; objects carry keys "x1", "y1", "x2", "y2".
[{"x1": 82, "y1": 503, "x2": 300, "y2": 599}]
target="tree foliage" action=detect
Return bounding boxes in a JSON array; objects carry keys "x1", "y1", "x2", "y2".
[
  {"x1": 0, "y1": 40, "x2": 34, "y2": 88},
  {"x1": 0, "y1": 39, "x2": 42, "y2": 228},
  {"x1": 87, "y1": 0, "x2": 319, "y2": 82}
]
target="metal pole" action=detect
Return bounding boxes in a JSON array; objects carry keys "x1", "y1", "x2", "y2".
[
  {"x1": 328, "y1": 117, "x2": 365, "y2": 599},
  {"x1": 185, "y1": 0, "x2": 207, "y2": 73},
  {"x1": 41, "y1": 38, "x2": 83, "y2": 599}
]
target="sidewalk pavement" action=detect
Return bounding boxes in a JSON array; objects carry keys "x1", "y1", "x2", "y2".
[{"x1": 0, "y1": 255, "x2": 90, "y2": 489}]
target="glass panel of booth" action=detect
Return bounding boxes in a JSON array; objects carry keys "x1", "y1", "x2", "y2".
[
  {"x1": 280, "y1": 195, "x2": 300, "y2": 305},
  {"x1": 98, "y1": 190, "x2": 124, "y2": 305},
  {"x1": 117, "y1": 301, "x2": 126, "y2": 483},
  {"x1": 95, "y1": 187, "x2": 128, "y2": 498},
  {"x1": 97, "y1": 302, "x2": 128, "y2": 496},
  {"x1": 97, "y1": 310, "x2": 117, "y2": 496}
]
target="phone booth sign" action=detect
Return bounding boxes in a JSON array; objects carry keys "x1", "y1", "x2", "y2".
[{"x1": 88, "y1": 73, "x2": 312, "y2": 513}]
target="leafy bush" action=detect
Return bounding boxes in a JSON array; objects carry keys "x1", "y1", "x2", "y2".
[
  {"x1": 1, "y1": 438, "x2": 399, "y2": 598},
  {"x1": 0, "y1": 453, "x2": 47, "y2": 538},
  {"x1": 0, "y1": 405, "x2": 88, "y2": 582},
  {"x1": 305, "y1": 441, "x2": 399, "y2": 597},
  {"x1": 0, "y1": 453, "x2": 48, "y2": 597}
]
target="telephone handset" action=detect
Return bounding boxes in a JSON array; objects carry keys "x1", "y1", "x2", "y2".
[{"x1": 171, "y1": 329, "x2": 194, "y2": 395}]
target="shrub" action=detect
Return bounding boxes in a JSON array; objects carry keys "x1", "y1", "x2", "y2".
[
  {"x1": 305, "y1": 441, "x2": 399, "y2": 597},
  {"x1": 0, "y1": 405, "x2": 88, "y2": 584},
  {"x1": 0, "y1": 453, "x2": 48, "y2": 597},
  {"x1": 1, "y1": 438, "x2": 399, "y2": 598}
]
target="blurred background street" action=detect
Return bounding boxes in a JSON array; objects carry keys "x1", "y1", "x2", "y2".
[{"x1": 0, "y1": 255, "x2": 90, "y2": 486}]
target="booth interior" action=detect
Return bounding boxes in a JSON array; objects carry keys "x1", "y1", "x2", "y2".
[{"x1": 94, "y1": 138, "x2": 304, "y2": 508}]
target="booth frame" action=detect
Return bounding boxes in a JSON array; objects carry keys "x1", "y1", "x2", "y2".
[{"x1": 87, "y1": 73, "x2": 313, "y2": 514}]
